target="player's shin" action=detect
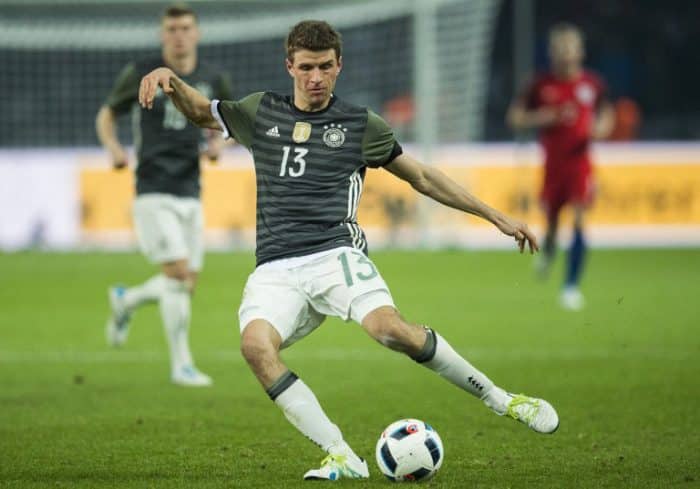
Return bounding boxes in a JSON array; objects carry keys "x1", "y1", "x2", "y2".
[
  {"x1": 413, "y1": 328, "x2": 510, "y2": 412},
  {"x1": 565, "y1": 226, "x2": 586, "y2": 287},
  {"x1": 159, "y1": 277, "x2": 194, "y2": 372},
  {"x1": 268, "y1": 371, "x2": 362, "y2": 462},
  {"x1": 123, "y1": 274, "x2": 166, "y2": 311}
]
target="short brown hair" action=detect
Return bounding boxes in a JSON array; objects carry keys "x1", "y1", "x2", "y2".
[
  {"x1": 286, "y1": 20, "x2": 342, "y2": 61},
  {"x1": 162, "y1": 3, "x2": 197, "y2": 22},
  {"x1": 548, "y1": 22, "x2": 584, "y2": 42}
]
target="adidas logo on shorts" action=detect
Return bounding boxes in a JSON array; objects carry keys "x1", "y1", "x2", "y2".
[{"x1": 266, "y1": 126, "x2": 280, "y2": 138}]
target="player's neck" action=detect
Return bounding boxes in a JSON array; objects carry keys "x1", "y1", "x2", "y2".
[
  {"x1": 163, "y1": 51, "x2": 197, "y2": 76},
  {"x1": 553, "y1": 64, "x2": 582, "y2": 80},
  {"x1": 293, "y1": 94, "x2": 332, "y2": 113}
]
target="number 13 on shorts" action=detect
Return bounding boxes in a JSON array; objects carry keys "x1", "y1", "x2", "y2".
[{"x1": 337, "y1": 250, "x2": 379, "y2": 286}]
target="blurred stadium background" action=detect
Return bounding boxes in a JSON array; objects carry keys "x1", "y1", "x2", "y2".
[
  {"x1": 1, "y1": 0, "x2": 698, "y2": 251},
  {"x1": 1, "y1": 2, "x2": 699, "y2": 487}
]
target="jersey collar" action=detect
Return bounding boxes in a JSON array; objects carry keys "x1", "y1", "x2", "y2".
[{"x1": 288, "y1": 93, "x2": 337, "y2": 116}]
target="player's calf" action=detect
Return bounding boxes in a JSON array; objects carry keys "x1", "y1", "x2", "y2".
[
  {"x1": 361, "y1": 306, "x2": 426, "y2": 356},
  {"x1": 365, "y1": 313, "x2": 561, "y2": 434}
]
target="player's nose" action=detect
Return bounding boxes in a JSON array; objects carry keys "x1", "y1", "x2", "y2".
[{"x1": 310, "y1": 68, "x2": 323, "y2": 83}]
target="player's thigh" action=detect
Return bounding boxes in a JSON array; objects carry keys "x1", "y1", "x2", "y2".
[
  {"x1": 132, "y1": 194, "x2": 189, "y2": 265},
  {"x1": 180, "y1": 198, "x2": 205, "y2": 272},
  {"x1": 238, "y1": 267, "x2": 325, "y2": 350},
  {"x1": 570, "y1": 169, "x2": 595, "y2": 210},
  {"x1": 303, "y1": 247, "x2": 395, "y2": 325}
]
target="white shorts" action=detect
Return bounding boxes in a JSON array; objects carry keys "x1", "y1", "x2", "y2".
[
  {"x1": 132, "y1": 193, "x2": 204, "y2": 271},
  {"x1": 238, "y1": 247, "x2": 395, "y2": 349}
]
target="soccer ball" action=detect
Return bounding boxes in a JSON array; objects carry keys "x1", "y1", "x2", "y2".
[{"x1": 375, "y1": 418, "x2": 444, "y2": 482}]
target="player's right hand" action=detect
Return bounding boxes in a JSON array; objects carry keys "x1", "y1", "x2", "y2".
[
  {"x1": 139, "y1": 67, "x2": 176, "y2": 109},
  {"x1": 536, "y1": 107, "x2": 562, "y2": 127},
  {"x1": 110, "y1": 147, "x2": 128, "y2": 170}
]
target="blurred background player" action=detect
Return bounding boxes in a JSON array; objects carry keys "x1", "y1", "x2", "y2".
[
  {"x1": 95, "y1": 3, "x2": 232, "y2": 386},
  {"x1": 506, "y1": 22, "x2": 614, "y2": 310}
]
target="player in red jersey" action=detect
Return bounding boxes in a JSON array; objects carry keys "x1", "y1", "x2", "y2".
[{"x1": 507, "y1": 23, "x2": 614, "y2": 310}]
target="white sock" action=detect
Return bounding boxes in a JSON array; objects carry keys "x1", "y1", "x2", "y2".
[
  {"x1": 159, "y1": 277, "x2": 194, "y2": 373},
  {"x1": 270, "y1": 372, "x2": 362, "y2": 463},
  {"x1": 421, "y1": 331, "x2": 496, "y2": 399},
  {"x1": 123, "y1": 274, "x2": 165, "y2": 311}
]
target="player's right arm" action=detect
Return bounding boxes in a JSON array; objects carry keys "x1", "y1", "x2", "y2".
[
  {"x1": 96, "y1": 62, "x2": 139, "y2": 169},
  {"x1": 138, "y1": 67, "x2": 219, "y2": 129},
  {"x1": 96, "y1": 105, "x2": 128, "y2": 169},
  {"x1": 506, "y1": 101, "x2": 560, "y2": 130},
  {"x1": 506, "y1": 78, "x2": 560, "y2": 130}
]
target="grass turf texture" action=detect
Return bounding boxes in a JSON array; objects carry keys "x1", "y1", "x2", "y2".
[{"x1": 0, "y1": 249, "x2": 698, "y2": 488}]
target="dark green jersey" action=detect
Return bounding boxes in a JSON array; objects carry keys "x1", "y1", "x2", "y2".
[
  {"x1": 214, "y1": 92, "x2": 402, "y2": 266},
  {"x1": 105, "y1": 57, "x2": 232, "y2": 198}
]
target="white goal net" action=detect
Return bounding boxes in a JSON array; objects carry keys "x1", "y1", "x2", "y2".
[{"x1": 0, "y1": 0, "x2": 501, "y2": 148}]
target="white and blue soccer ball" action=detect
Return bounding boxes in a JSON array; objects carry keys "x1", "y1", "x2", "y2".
[{"x1": 375, "y1": 418, "x2": 444, "y2": 482}]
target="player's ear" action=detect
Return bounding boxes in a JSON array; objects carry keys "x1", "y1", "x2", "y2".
[
  {"x1": 336, "y1": 55, "x2": 343, "y2": 75},
  {"x1": 285, "y1": 57, "x2": 294, "y2": 78}
]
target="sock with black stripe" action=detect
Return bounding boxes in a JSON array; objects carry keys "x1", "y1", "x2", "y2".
[
  {"x1": 268, "y1": 371, "x2": 362, "y2": 462},
  {"x1": 415, "y1": 328, "x2": 510, "y2": 412}
]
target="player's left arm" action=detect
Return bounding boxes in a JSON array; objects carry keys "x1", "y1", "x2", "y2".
[
  {"x1": 592, "y1": 75, "x2": 615, "y2": 139},
  {"x1": 593, "y1": 101, "x2": 615, "y2": 140},
  {"x1": 384, "y1": 153, "x2": 538, "y2": 253},
  {"x1": 203, "y1": 73, "x2": 237, "y2": 162}
]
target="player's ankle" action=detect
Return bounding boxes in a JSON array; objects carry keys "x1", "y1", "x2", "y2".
[
  {"x1": 327, "y1": 441, "x2": 362, "y2": 464},
  {"x1": 482, "y1": 386, "x2": 510, "y2": 415}
]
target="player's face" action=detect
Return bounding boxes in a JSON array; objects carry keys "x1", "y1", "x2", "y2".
[
  {"x1": 161, "y1": 15, "x2": 199, "y2": 58},
  {"x1": 286, "y1": 49, "x2": 342, "y2": 111},
  {"x1": 549, "y1": 31, "x2": 584, "y2": 67}
]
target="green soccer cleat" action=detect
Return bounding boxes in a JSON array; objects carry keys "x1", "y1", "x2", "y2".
[
  {"x1": 303, "y1": 454, "x2": 369, "y2": 481},
  {"x1": 505, "y1": 393, "x2": 560, "y2": 434}
]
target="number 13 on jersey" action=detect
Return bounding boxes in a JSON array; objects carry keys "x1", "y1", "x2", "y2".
[
  {"x1": 338, "y1": 251, "x2": 378, "y2": 286},
  {"x1": 280, "y1": 146, "x2": 308, "y2": 177}
]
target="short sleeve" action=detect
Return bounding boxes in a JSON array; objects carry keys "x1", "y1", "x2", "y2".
[
  {"x1": 362, "y1": 110, "x2": 401, "y2": 168},
  {"x1": 520, "y1": 77, "x2": 541, "y2": 110},
  {"x1": 211, "y1": 92, "x2": 264, "y2": 149},
  {"x1": 104, "y1": 63, "x2": 139, "y2": 115},
  {"x1": 592, "y1": 74, "x2": 609, "y2": 109},
  {"x1": 214, "y1": 73, "x2": 233, "y2": 101}
]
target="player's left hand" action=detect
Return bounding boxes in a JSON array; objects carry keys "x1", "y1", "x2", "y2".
[
  {"x1": 495, "y1": 216, "x2": 539, "y2": 254},
  {"x1": 203, "y1": 129, "x2": 223, "y2": 163}
]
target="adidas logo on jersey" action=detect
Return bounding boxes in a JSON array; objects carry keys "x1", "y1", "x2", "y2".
[{"x1": 266, "y1": 126, "x2": 280, "y2": 138}]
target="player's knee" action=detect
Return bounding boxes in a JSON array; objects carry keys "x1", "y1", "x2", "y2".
[
  {"x1": 240, "y1": 322, "x2": 279, "y2": 366},
  {"x1": 162, "y1": 260, "x2": 189, "y2": 282},
  {"x1": 187, "y1": 273, "x2": 199, "y2": 294}
]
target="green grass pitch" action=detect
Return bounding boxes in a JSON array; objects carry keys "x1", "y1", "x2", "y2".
[{"x1": 1, "y1": 249, "x2": 698, "y2": 488}]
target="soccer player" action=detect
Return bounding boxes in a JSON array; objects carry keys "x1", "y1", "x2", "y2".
[
  {"x1": 138, "y1": 20, "x2": 559, "y2": 479},
  {"x1": 507, "y1": 23, "x2": 614, "y2": 310},
  {"x1": 95, "y1": 4, "x2": 232, "y2": 386}
]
